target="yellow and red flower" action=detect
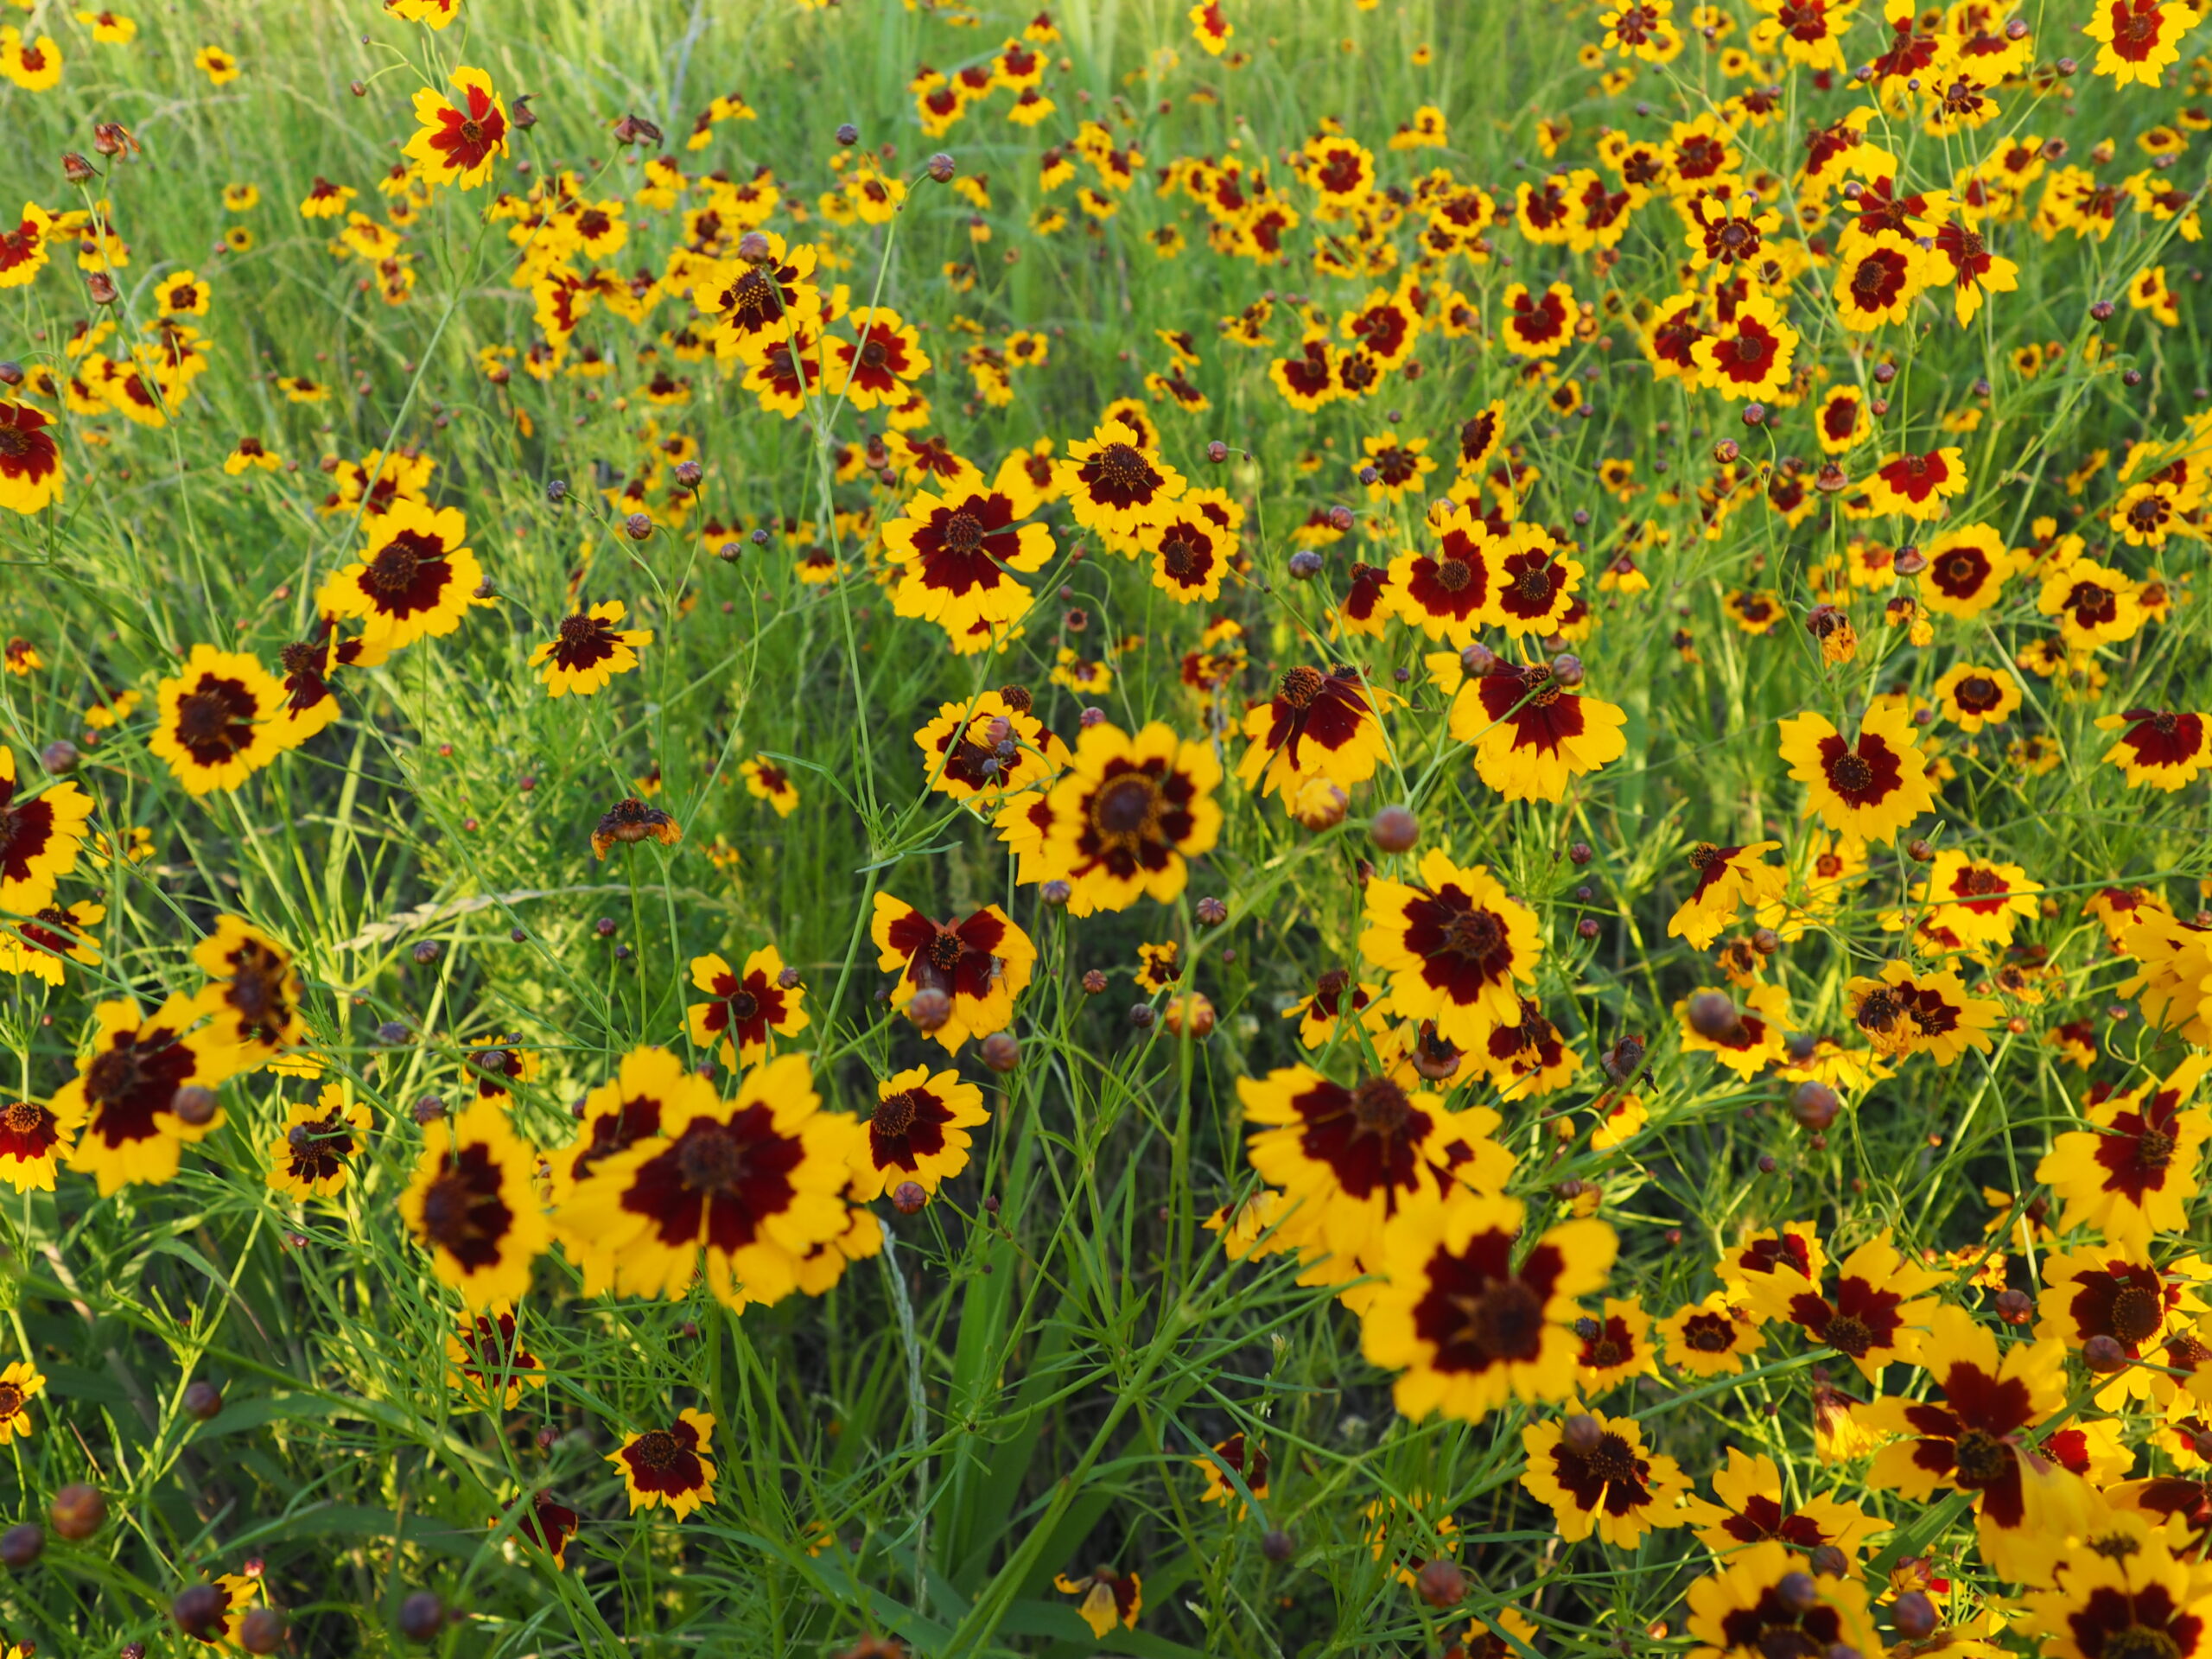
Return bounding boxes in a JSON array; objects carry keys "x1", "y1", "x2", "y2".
[
  {"x1": 405, "y1": 67, "x2": 510, "y2": 188},
  {"x1": 870, "y1": 895, "x2": 1034, "y2": 1052}
]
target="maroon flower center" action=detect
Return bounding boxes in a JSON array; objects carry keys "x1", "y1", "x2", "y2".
[
  {"x1": 1444, "y1": 906, "x2": 1505, "y2": 962},
  {"x1": 1829, "y1": 752, "x2": 1873, "y2": 791},
  {"x1": 941, "y1": 512, "x2": 985, "y2": 554},
  {"x1": 874, "y1": 1090, "x2": 918, "y2": 1139},
  {"x1": 1513, "y1": 566, "x2": 1554, "y2": 606},
  {"x1": 1434, "y1": 557, "x2": 1472, "y2": 593},
  {"x1": 559, "y1": 613, "x2": 601, "y2": 647},
  {"x1": 1822, "y1": 1313, "x2": 1873, "y2": 1356},
  {"x1": 1949, "y1": 1426, "x2": 2012, "y2": 1486},
  {"x1": 630, "y1": 1429, "x2": 681, "y2": 1471},
  {"x1": 726, "y1": 988, "x2": 760, "y2": 1020},
  {"x1": 3, "y1": 1101, "x2": 40, "y2": 1133},
  {"x1": 1090, "y1": 775, "x2": 1160, "y2": 837},
  {"x1": 860, "y1": 338, "x2": 889, "y2": 370},
  {"x1": 366, "y1": 541, "x2": 424, "y2": 599},
  {"x1": 2112, "y1": 1284, "x2": 2164, "y2": 1344},
  {"x1": 675, "y1": 1123, "x2": 750, "y2": 1195}
]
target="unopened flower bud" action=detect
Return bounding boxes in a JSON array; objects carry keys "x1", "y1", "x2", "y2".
[
  {"x1": 905, "y1": 987, "x2": 952, "y2": 1033},
  {"x1": 1370, "y1": 804, "x2": 1418, "y2": 853}
]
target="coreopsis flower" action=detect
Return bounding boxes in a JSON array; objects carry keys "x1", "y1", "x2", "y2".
[
  {"x1": 1040, "y1": 720, "x2": 1221, "y2": 913},
  {"x1": 1909, "y1": 851, "x2": 2041, "y2": 950},
  {"x1": 1776, "y1": 703, "x2": 1936, "y2": 844},
  {"x1": 194, "y1": 42, "x2": 238, "y2": 82},
  {"x1": 1602, "y1": 0, "x2": 1686, "y2": 58},
  {"x1": 0, "y1": 744, "x2": 92, "y2": 913},
  {"x1": 1139, "y1": 490, "x2": 1240, "y2": 604},
  {"x1": 1739, "y1": 1231, "x2": 1946, "y2": 1380},
  {"x1": 686, "y1": 946, "x2": 807, "y2": 1068},
  {"x1": 513, "y1": 1491, "x2": 579, "y2": 1570},
  {"x1": 2083, "y1": 0, "x2": 2202, "y2": 86},
  {"x1": 529, "y1": 601, "x2": 651, "y2": 697},
  {"x1": 1844, "y1": 961, "x2": 1999, "y2": 1065},
  {"x1": 851, "y1": 1065, "x2": 987, "y2": 1198},
  {"x1": 266, "y1": 1084, "x2": 369, "y2": 1200},
  {"x1": 1668, "y1": 841, "x2": 1788, "y2": 950},
  {"x1": 1055, "y1": 1567, "x2": 1141, "y2": 1640},
  {"x1": 405, "y1": 68, "x2": 509, "y2": 188},
  {"x1": 1834, "y1": 232, "x2": 1926, "y2": 330},
  {"x1": 1239, "y1": 1066, "x2": 1512, "y2": 1262},
  {"x1": 1488, "y1": 527, "x2": 1585, "y2": 638},
  {"x1": 1682, "y1": 1448, "x2": 1884, "y2": 1558},
  {"x1": 589, "y1": 798, "x2": 679, "y2": 860},
  {"x1": 58, "y1": 995, "x2": 240, "y2": 1196},
  {"x1": 1930, "y1": 218, "x2": 2018, "y2": 323},
  {"x1": 1657, "y1": 1293, "x2": 1766, "y2": 1377},
  {"x1": 191, "y1": 916, "x2": 306, "y2": 1065},
  {"x1": 0, "y1": 204, "x2": 54, "y2": 292},
  {"x1": 2021, "y1": 1535, "x2": 2212, "y2": 1659},
  {"x1": 399, "y1": 1095, "x2": 548, "y2": 1310},
  {"x1": 1360, "y1": 850, "x2": 1542, "y2": 1052},
  {"x1": 0, "y1": 400, "x2": 62, "y2": 515},
  {"x1": 559, "y1": 1052, "x2": 860, "y2": 1309},
  {"x1": 2037, "y1": 1054, "x2": 2211, "y2": 1248},
  {"x1": 1748, "y1": 0, "x2": 1855, "y2": 67},
  {"x1": 2037, "y1": 1243, "x2": 2207, "y2": 1408},
  {"x1": 446, "y1": 1305, "x2": 543, "y2": 1408},
  {"x1": 1521, "y1": 1406, "x2": 1691, "y2": 1547},
  {"x1": 1719, "y1": 1224, "x2": 1828, "y2": 1301},
  {"x1": 740, "y1": 755, "x2": 798, "y2": 817},
  {"x1": 1056, "y1": 415, "x2": 1184, "y2": 553},
  {"x1": 1866, "y1": 447, "x2": 1968, "y2": 521},
  {"x1": 2100, "y1": 709, "x2": 2212, "y2": 791},
  {"x1": 0, "y1": 901, "x2": 99, "y2": 988},
  {"x1": 1283, "y1": 969, "x2": 1389, "y2": 1049},
  {"x1": 1446, "y1": 658, "x2": 1628, "y2": 804},
  {"x1": 0, "y1": 1096, "x2": 73, "y2": 1192},
  {"x1": 913, "y1": 688, "x2": 1062, "y2": 808},
  {"x1": 1814, "y1": 386, "x2": 1871, "y2": 455},
  {"x1": 318, "y1": 499, "x2": 483, "y2": 654},
  {"x1": 1387, "y1": 504, "x2": 1497, "y2": 644},
  {"x1": 703, "y1": 233, "x2": 822, "y2": 360},
  {"x1": 0, "y1": 29, "x2": 62, "y2": 90},
  {"x1": 1574, "y1": 1298, "x2": 1657, "y2": 1395},
  {"x1": 1194, "y1": 1433, "x2": 1267, "y2": 1514},
  {"x1": 609, "y1": 1409, "x2": 717, "y2": 1519},
  {"x1": 881, "y1": 472, "x2": 1054, "y2": 635},
  {"x1": 0, "y1": 1362, "x2": 44, "y2": 1443},
  {"x1": 2039, "y1": 557, "x2": 2145, "y2": 649},
  {"x1": 827, "y1": 307, "x2": 931, "y2": 410},
  {"x1": 1676, "y1": 982, "x2": 1791, "y2": 1077},
  {"x1": 1237, "y1": 665, "x2": 1393, "y2": 803},
  {"x1": 1919, "y1": 524, "x2": 2009, "y2": 619},
  {"x1": 1361, "y1": 1192, "x2": 1615, "y2": 1421},
  {"x1": 1476, "y1": 996, "x2": 1584, "y2": 1101},
  {"x1": 1862, "y1": 1305, "x2": 2101, "y2": 1580},
  {"x1": 1498, "y1": 282, "x2": 1577, "y2": 358},
  {"x1": 870, "y1": 894, "x2": 1035, "y2": 1052},
  {"x1": 1692, "y1": 292, "x2": 1797, "y2": 399},
  {"x1": 1685, "y1": 1540, "x2": 1883, "y2": 1659},
  {"x1": 1932, "y1": 662, "x2": 2021, "y2": 730}
]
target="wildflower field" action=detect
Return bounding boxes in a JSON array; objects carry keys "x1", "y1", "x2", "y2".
[{"x1": 8, "y1": 0, "x2": 2212, "y2": 1653}]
